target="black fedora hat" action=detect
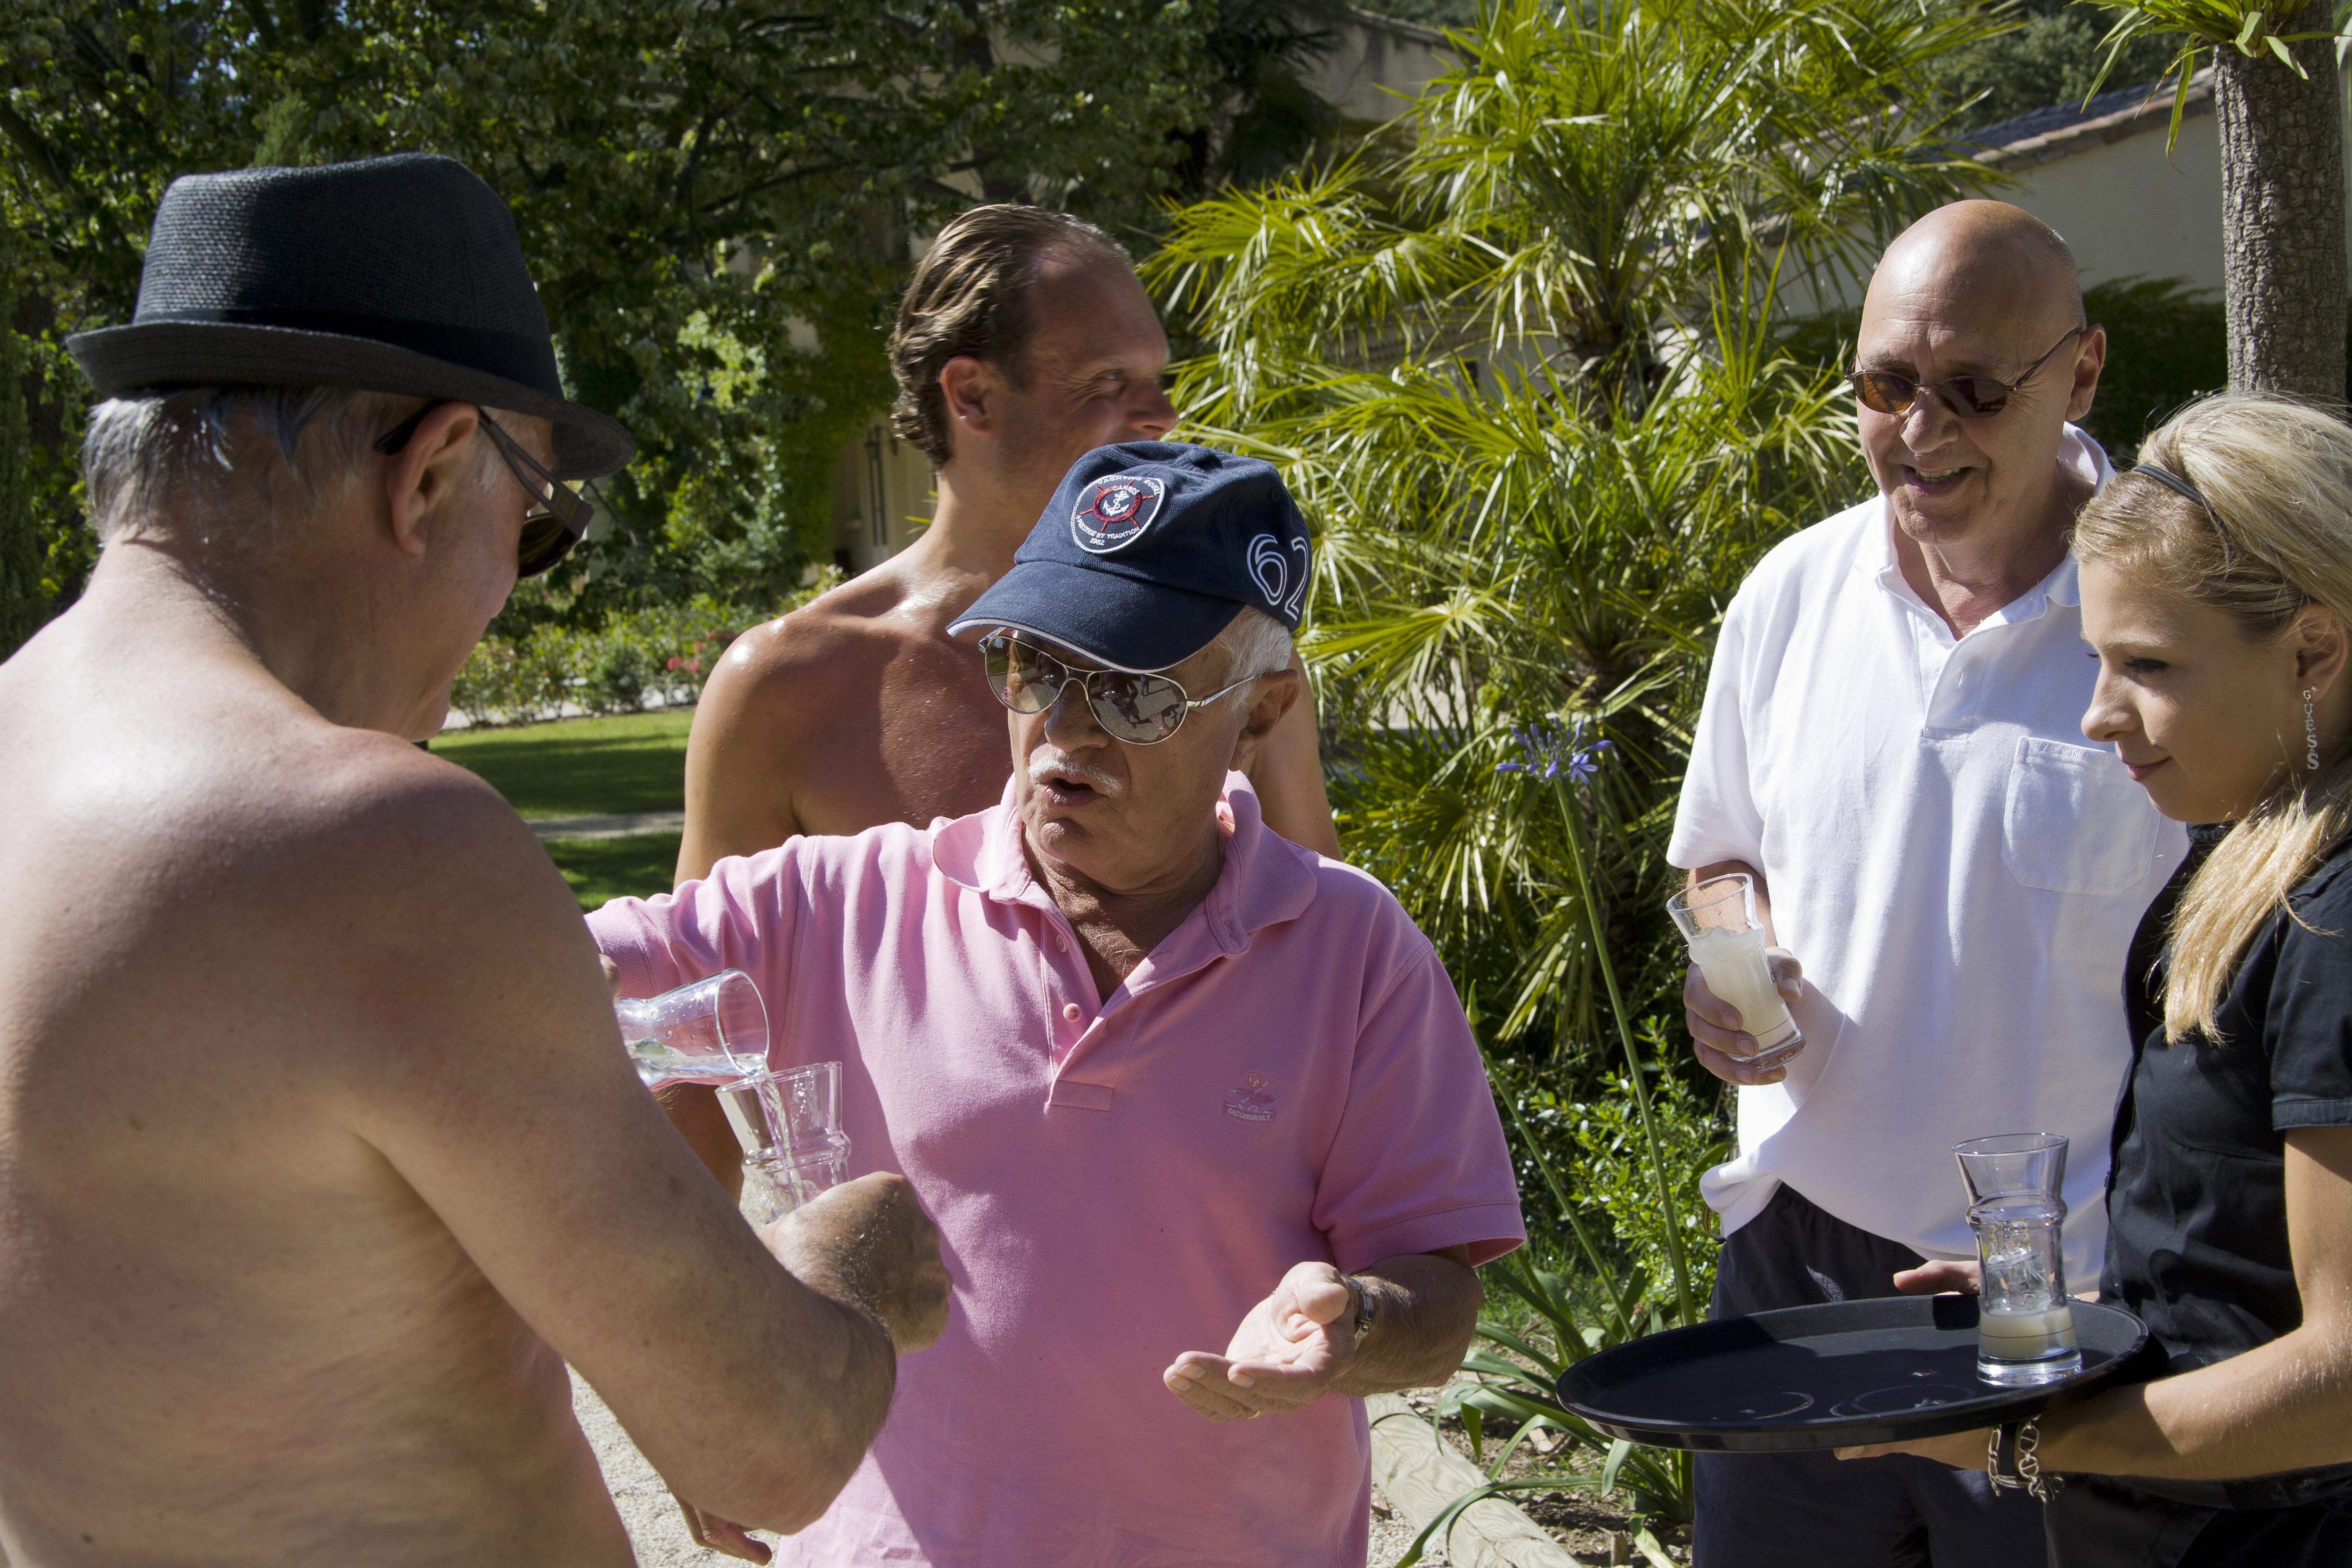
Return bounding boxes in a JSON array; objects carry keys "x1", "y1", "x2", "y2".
[{"x1": 67, "y1": 153, "x2": 634, "y2": 480}]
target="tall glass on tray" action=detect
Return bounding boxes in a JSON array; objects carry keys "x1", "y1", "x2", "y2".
[
  {"x1": 1666, "y1": 872, "x2": 1803, "y2": 1070},
  {"x1": 616, "y1": 970, "x2": 769, "y2": 1086},
  {"x1": 1956, "y1": 1133, "x2": 2081, "y2": 1385}
]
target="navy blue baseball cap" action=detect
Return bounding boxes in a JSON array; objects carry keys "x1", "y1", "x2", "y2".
[{"x1": 947, "y1": 441, "x2": 1311, "y2": 672}]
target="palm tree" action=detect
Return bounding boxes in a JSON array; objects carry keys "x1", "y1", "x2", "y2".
[
  {"x1": 1152, "y1": 0, "x2": 2011, "y2": 1534},
  {"x1": 2089, "y1": 0, "x2": 2347, "y2": 397},
  {"x1": 1148, "y1": 0, "x2": 2000, "y2": 1080}
]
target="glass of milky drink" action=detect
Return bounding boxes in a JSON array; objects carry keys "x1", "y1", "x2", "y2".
[
  {"x1": 1956, "y1": 1133, "x2": 2082, "y2": 1385},
  {"x1": 1666, "y1": 874, "x2": 1804, "y2": 1070},
  {"x1": 616, "y1": 969, "x2": 770, "y2": 1087}
]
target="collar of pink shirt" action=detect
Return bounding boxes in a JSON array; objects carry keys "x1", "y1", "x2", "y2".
[{"x1": 943, "y1": 769, "x2": 1319, "y2": 993}]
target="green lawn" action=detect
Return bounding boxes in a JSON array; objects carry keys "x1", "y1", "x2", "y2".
[
  {"x1": 429, "y1": 711, "x2": 696, "y2": 910},
  {"x1": 429, "y1": 709, "x2": 693, "y2": 819},
  {"x1": 547, "y1": 832, "x2": 685, "y2": 912}
]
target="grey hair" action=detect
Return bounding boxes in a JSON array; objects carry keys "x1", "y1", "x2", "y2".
[
  {"x1": 1211, "y1": 605, "x2": 1295, "y2": 686},
  {"x1": 81, "y1": 386, "x2": 497, "y2": 545}
]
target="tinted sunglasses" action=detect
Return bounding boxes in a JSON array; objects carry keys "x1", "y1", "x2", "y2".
[
  {"x1": 372, "y1": 401, "x2": 594, "y2": 577},
  {"x1": 979, "y1": 630, "x2": 1257, "y2": 746},
  {"x1": 1848, "y1": 327, "x2": 2087, "y2": 421}
]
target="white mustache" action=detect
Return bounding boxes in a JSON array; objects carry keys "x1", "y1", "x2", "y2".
[{"x1": 1026, "y1": 753, "x2": 1125, "y2": 797}]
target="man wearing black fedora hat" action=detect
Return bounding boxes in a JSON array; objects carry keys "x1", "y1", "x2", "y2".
[{"x1": 0, "y1": 153, "x2": 947, "y2": 1563}]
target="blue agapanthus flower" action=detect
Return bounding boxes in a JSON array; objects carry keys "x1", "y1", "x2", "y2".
[{"x1": 1495, "y1": 718, "x2": 1612, "y2": 784}]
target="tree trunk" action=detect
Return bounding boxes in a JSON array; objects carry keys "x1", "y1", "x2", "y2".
[{"x1": 2214, "y1": 25, "x2": 2348, "y2": 399}]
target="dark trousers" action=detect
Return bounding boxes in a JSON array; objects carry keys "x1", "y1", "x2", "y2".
[
  {"x1": 2048, "y1": 1475, "x2": 2352, "y2": 1567},
  {"x1": 1691, "y1": 1183, "x2": 2049, "y2": 1568}
]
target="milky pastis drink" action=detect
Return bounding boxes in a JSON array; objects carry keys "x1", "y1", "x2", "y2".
[
  {"x1": 1956, "y1": 1135, "x2": 2082, "y2": 1385},
  {"x1": 1666, "y1": 873, "x2": 1803, "y2": 1068}
]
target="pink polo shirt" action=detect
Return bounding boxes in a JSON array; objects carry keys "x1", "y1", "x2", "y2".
[{"x1": 586, "y1": 776, "x2": 1524, "y2": 1567}]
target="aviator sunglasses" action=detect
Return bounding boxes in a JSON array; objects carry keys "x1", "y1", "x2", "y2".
[
  {"x1": 979, "y1": 630, "x2": 1258, "y2": 745},
  {"x1": 372, "y1": 401, "x2": 594, "y2": 577},
  {"x1": 1847, "y1": 326, "x2": 2087, "y2": 421}
]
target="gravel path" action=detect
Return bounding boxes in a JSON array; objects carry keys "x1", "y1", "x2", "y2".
[
  {"x1": 572, "y1": 1369, "x2": 1430, "y2": 1566},
  {"x1": 572, "y1": 1371, "x2": 739, "y2": 1566},
  {"x1": 529, "y1": 810, "x2": 686, "y2": 841}
]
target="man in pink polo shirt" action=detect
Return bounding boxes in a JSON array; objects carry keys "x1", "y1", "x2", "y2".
[{"x1": 589, "y1": 441, "x2": 1524, "y2": 1565}]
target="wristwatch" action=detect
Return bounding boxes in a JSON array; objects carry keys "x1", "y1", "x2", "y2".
[{"x1": 1344, "y1": 1273, "x2": 1378, "y2": 1340}]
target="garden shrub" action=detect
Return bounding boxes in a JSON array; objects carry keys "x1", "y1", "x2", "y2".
[
  {"x1": 581, "y1": 637, "x2": 656, "y2": 716},
  {"x1": 449, "y1": 572, "x2": 840, "y2": 727}
]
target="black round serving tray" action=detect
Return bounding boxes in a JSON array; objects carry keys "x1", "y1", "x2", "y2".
[{"x1": 1556, "y1": 1296, "x2": 2146, "y2": 1452}]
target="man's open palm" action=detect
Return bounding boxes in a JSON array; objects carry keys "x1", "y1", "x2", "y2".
[{"x1": 1163, "y1": 1262, "x2": 1356, "y2": 1421}]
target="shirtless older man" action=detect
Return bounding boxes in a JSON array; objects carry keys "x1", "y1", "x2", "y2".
[{"x1": 0, "y1": 155, "x2": 946, "y2": 1566}]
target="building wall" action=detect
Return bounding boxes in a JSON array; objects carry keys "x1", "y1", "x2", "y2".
[
  {"x1": 1305, "y1": 7, "x2": 1454, "y2": 126},
  {"x1": 830, "y1": 417, "x2": 938, "y2": 576},
  {"x1": 2006, "y1": 108, "x2": 2229, "y2": 295},
  {"x1": 1797, "y1": 70, "x2": 2352, "y2": 316}
]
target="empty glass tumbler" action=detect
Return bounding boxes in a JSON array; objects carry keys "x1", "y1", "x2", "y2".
[
  {"x1": 616, "y1": 970, "x2": 769, "y2": 1087},
  {"x1": 1956, "y1": 1132, "x2": 2080, "y2": 1385},
  {"x1": 1667, "y1": 873, "x2": 1804, "y2": 1069},
  {"x1": 717, "y1": 1062, "x2": 850, "y2": 1223}
]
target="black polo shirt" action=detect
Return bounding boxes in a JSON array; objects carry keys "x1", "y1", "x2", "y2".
[{"x1": 2103, "y1": 823, "x2": 2352, "y2": 1509}]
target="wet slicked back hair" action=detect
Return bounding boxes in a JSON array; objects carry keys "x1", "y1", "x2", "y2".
[{"x1": 886, "y1": 205, "x2": 1130, "y2": 464}]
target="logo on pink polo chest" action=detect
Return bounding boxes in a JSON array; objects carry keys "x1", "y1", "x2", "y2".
[{"x1": 1223, "y1": 1071, "x2": 1277, "y2": 1123}]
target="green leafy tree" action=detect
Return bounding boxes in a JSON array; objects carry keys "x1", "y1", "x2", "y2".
[
  {"x1": 0, "y1": 307, "x2": 41, "y2": 659},
  {"x1": 1937, "y1": 2, "x2": 2179, "y2": 128},
  {"x1": 2086, "y1": 0, "x2": 2349, "y2": 397},
  {"x1": 2, "y1": 0, "x2": 1219, "y2": 630}
]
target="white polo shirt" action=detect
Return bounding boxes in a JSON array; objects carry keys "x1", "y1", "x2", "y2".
[{"x1": 1669, "y1": 426, "x2": 2185, "y2": 1282}]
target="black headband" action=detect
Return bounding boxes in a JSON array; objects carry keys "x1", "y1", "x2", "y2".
[{"x1": 2128, "y1": 460, "x2": 2218, "y2": 520}]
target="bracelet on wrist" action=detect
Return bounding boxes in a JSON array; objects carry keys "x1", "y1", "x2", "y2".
[
  {"x1": 1344, "y1": 1273, "x2": 1378, "y2": 1341},
  {"x1": 1987, "y1": 1417, "x2": 2066, "y2": 1503}
]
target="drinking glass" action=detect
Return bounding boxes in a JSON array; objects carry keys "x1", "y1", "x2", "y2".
[
  {"x1": 1956, "y1": 1132, "x2": 2080, "y2": 1385},
  {"x1": 1666, "y1": 873, "x2": 1804, "y2": 1069},
  {"x1": 719, "y1": 1062, "x2": 850, "y2": 1222},
  {"x1": 616, "y1": 970, "x2": 769, "y2": 1087}
]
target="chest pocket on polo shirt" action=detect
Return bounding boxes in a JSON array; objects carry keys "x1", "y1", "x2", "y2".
[{"x1": 2002, "y1": 736, "x2": 2160, "y2": 896}]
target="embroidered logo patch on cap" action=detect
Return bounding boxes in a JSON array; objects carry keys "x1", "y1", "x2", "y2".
[{"x1": 1070, "y1": 474, "x2": 1166, "y2": 554}]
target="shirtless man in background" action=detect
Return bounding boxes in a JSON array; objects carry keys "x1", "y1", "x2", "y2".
[
  {"x1": 677, "y1": 203, "x2": 1339, "y2": 880},
  {"x1": 0, "y1": 155, "x2": 946, "y2": 1566}
]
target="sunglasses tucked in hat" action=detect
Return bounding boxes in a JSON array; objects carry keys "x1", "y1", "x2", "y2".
[
  {"x1": 66, "y1": 153, "x2": 633, "y2": 481},
  {"x1": 948, "y1": 441, "x2": 1311, "y2": 672}
]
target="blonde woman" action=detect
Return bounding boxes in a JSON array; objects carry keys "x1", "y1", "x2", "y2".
[{"x1": 1846, "y1": 393, "x2": 2352, "y2": 1566}]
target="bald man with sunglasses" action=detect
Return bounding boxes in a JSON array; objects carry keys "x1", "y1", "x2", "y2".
[{"x1": 1667, "y1": 200, "x2": 2187, "y2": 1565}]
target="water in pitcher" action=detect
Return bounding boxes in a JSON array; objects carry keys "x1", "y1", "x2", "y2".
[
  {"x1": 625, "y1": 1033, "x2": 744, "y2": 1087},
  {"x1": 1685, "y1": 925, "x2": 1802, "y2": 1057}
]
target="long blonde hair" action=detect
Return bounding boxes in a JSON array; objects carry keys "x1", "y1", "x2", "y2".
[{"x1": 2072, "y1": 393, "x2": 2352, "y2": 1043}]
